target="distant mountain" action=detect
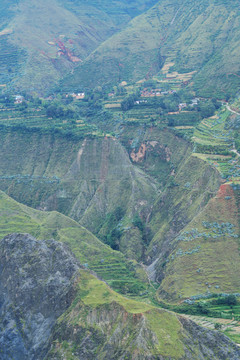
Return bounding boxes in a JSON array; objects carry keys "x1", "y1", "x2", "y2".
[
  {"x1": 2, "y1": 0, "x2": 240, "y2": 97},
  {"x1": 64, "y1": 0, "x2": 240, "y2": 98},
  {"x1": 0, "y1": 0, "x2": 158, "y2": 94}
]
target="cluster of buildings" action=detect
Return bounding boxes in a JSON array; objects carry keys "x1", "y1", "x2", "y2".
[
  {"x1": 134, "y1": 100, "x2": 148, "y2": 105},
  {"x1": 66, "y1": 92, "x2": 85, "y2": 100},
  {"x1": 140, "y1": 88, "x2": 177, "y2": 97},
  {"x1": 179, "y1": 98, "x2": 199, "y2": 111}
]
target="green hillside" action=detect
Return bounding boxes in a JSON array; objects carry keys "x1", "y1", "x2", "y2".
[
  {"x1": 0, "y1": 190, "x2": 149, "y2": 295},
  {"x1": 0, "y1": 126, "x2": 157, "y2": 261},
  {"x1": 63, "y1": 0, "x2": 240, "y2": 98},
  {"x1": 0, "y1": 0, "x2": 158, "y2": 94},
  {"x1": 46, "y1": 268, "x2": 240, "y2": 360}
]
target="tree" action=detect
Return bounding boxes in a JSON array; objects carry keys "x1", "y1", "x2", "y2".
[
  {"x1": 46, "y1": 104, "x2": 58, "y2": 118},
  {"x1": 163, "y1": 98, "x2": 178, "y2": 112},
  {"x1": 121, "y1": 95, "x2": 135, "y2": 111},
  {"x1": 227, "y1": 294, "x2": 237, "y2": 306},
  {"x1": 214, "y1": 323, "x2": 222, "y2": 330},
  {"x1": 65, "y1": 108, "x2": 75, "y2": 119},
  {"x1": 215, "y1": 294, "x2": 237, "y2": 306},
  {"x1": 132, "y1": 214, "x2": 144, "y2": 232},
  {"x1": 18, "y1": 101, "x2": 28, "y2": 111},
  {"x1": 198, "y1": 101, "x2": 216, "y2": 118},
  {"x1": 197, "y1": 301, "x2": 209, "y2": 315},
  {"x1": 121, "y1": 92, "x2": 139, "y2": 111}
]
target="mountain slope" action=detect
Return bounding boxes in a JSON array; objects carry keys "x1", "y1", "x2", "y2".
[
  {"x1": 64, "y1": 0, "x2": 240, "y2": 98},
  {"x1": 153, "y1": 106, "x2": 240, "y2": 301},
  {"x1": 157, "y1": 182, "x2": 240, "y2": 301},
  {"x1": 1, "y1": 104, "x2": 239, "y2": 303},
  {"x1": 0, "y1": 127, "x2": 157, "y2": 261},
  {"x1": 0, "y1": 0, "x2": 158, "y2": 94}
]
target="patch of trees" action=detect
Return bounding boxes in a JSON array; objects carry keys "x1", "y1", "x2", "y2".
[
  {"x1": 121, "y1": 91, "x2": 140, "y2": 111},
  {"x1": 132, "y1": 213, "x2": 145, "y2": 232},
  {"x1": 195, "y1": 143, "x2": 232, "y2": 155},
  {"x1": 110, "y1": 279, "x2": 146, "y2": 295},
  {"x1": 168, "y1": 112, "x2": 201, "y2": 126},
  {"x1": 45, "y1": 104, "x2": 75, "y2": 119},
  {"x1": 197, "y1": 99, "x2": 221, "y2": 119},
  {"x1": 211, "y1": 294, "x2": 237, "y2": 306},
  {"x1": 0, "y1": 94, "x2": 14, "y2": 106},
  {"x1": 102, "y1": 207, "x2": 125, "y2": 250},
  {"x1": 162, "y1": 295, "x2": 238, "y2": 318}
]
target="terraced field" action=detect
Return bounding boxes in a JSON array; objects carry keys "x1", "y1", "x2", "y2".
[
  {"x1": 186, "y1": 312, "x2": 240, "y2": 345},
  {"x1": 0, "y1": 105, "x2": 97, "y2": 137},
  {"x1": 192, "y1": 105, "x2": 240, "y2": 183},
  {"x1": 193, "y1": 108, "x2": 233, "y2": 146}
]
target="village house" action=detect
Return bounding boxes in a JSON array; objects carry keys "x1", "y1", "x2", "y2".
[
  {"x1": 74, "y1": 92, "x2": 85, "y2": 100},
  {"x1": 14, "y1": 95, "x2": 24, "y2": 104},
  {"x1": 190, "y1": 98, "x2": 199, "y2": 106},
  {"x1": 179, "y1": 103, "x2": 187, "y2": 111}
]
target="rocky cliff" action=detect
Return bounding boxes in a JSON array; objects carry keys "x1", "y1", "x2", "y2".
[{"x1": 0, "y1": 233, "x2": 79, "y2": 360}]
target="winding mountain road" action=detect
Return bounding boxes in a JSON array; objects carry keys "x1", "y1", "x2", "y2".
[
  {"x1": 225, "y1": 104, "x2": 240, "y2": 157},
  {"x1": 226, "y1": 104, "x2": 240, "y2": 116}
]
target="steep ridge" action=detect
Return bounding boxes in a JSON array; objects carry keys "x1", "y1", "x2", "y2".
[
  {"x1": 157, "y1": 182, "x2": 240, "y2": 301},
  {"x1": 147, "y1": 154, "x2": 221, "y2": 270},
  {"x1": 0, "y1": 127, "x2": 156, "y2": 259},
  {"x1": 64, "y1": 0, "x2": 240, "y2": 98},
  {"x1": 0, "y1": 190, "x2": 148, "y2": 295},
  {"x1": 1, "y1": 233, "x2": 240, "y2": 360}
]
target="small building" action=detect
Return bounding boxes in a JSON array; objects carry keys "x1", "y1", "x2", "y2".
[
  {"x1": 14, "y1": 95, "x2": 24, "y2": 104},
  {"x1": 75, "y1": 92, "x2": 85, "y2": 99},
  {"x1": 191, "y1": 98, "x2": 199, "y2": 106},
  {"x1": 179, "y1": 103, "x2": 187, "y2": 111},
  {"x1": 68, "y1": 92, "x2": 85, "y2": 100}
]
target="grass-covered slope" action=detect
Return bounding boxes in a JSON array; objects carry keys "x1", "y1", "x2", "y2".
[
  {"x1": 0, "y1": 190, "x2": 148, "y2": 295},
  {"x1": 145, "y1": 152, "x2": 221, "y2": 282},
  {"x1": 0, "y1": 0, "x2": 158, "y2": 94},
  {"x1": 64, "y1": 0, "x2": 240, "y2": 98},
  {"x1": 157, "y1": 182, "x2": 240, "y2": 301},
  {"x1": 45, "y1": 269, "x2": 240, "y2": 360}
]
